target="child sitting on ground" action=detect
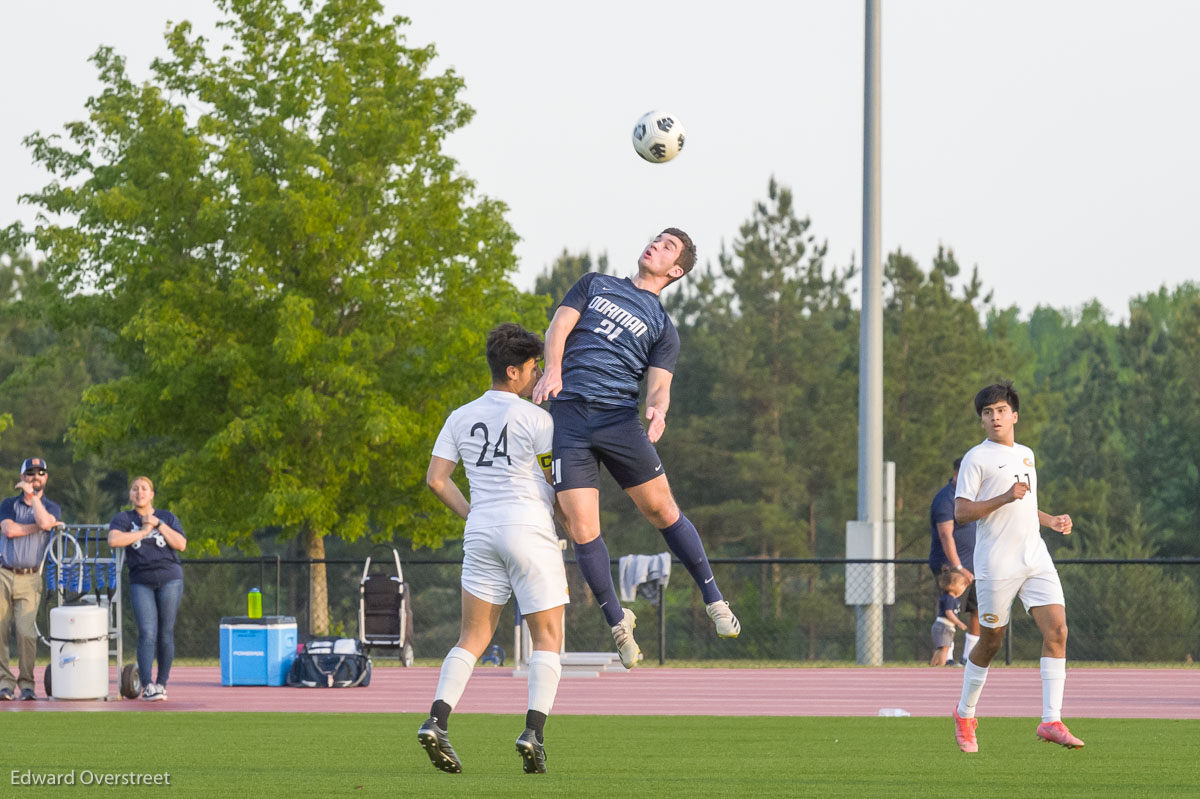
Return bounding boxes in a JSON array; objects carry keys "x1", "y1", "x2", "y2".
[{"x1": 930, "y1": 568, "x2": 969, "y2": 666}]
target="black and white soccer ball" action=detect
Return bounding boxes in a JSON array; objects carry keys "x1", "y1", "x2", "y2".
[{"x1": 632, "y1": 110, "x2": 686, "y2": 163}]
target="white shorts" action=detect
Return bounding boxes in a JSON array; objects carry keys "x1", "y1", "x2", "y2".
[
  {"x1": 975, "y1": 572, "x2": 1065, "y2": 628},
  {"x1": 461, "y1": 524, "x2": 569, "y2": 614}
]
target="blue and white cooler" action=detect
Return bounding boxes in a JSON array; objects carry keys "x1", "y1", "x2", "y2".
[{"x1": 219, "y1": 616, "x2": 297, "y2": 686}]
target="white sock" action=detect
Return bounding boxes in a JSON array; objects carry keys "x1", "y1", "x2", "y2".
[
  {"x1": 957, "y1": 660, "x2": 989, "y2": 718},
  {"x1": 963, "y1": 633, "x2": 980, "y2": 663},
  {"x1": 947, "y1": 639, "x2": 956, "y2": 661},
  {"x1": 527, "y1": 649, "x2": 562, "y2": 714},
  {"x1": 1040, "y1": 656, "x2": 1066, "y2": 723},
  {"x1": 434, "y1": 646, "x2": 476, "y2": 708}
]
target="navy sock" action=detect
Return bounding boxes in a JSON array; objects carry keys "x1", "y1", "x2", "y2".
[
  {"x1": 660, "y1": 514, "x2": 722, "y2": 603},
  {"x1": 574, "y1": 537, "x2": 624, "y2": 627},
  {"x1": 430, "y1": 699, "x2": 452, "y2": 729},
  {"x1": 525, "y1": 710, "x2": 547, "y2": 743}
]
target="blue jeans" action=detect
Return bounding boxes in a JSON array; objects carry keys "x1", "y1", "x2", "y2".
[{"x1": 129, "y1": 579, "x2": 183, "y2": 687}]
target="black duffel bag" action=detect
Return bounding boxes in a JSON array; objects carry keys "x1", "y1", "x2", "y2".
[{"x1": 287, "y1": 636, "x2": 372, "y2": 688}]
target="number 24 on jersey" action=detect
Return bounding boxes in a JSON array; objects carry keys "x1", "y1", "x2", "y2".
[{"x1": 470, "y1": 422, "x2": 510, "y2": 466}]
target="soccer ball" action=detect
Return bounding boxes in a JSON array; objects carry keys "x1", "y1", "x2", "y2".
[{"x1": 632, "y1": 110, "x2": 686, "y2": 163}]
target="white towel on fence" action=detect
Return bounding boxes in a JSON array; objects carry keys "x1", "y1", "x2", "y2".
[{"x1": 618, "y1": 552, "x2": 672, "y2": 603}]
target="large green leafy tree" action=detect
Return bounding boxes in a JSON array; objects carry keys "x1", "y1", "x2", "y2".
[
  {"x1": 0, "y1": 250, "x2": 123, "y2": 521},
  {"x1": 7, "y1": 0, "x2": 543, "y2": 632}
]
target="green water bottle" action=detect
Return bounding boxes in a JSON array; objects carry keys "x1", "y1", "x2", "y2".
[{"x1": 247, "y1": 587, "x2": 262, "y2": 618}]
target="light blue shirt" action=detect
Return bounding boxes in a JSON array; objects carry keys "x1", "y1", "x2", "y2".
[{"x1": 0, "y1": 494, "x2": 62, "y2": 569}]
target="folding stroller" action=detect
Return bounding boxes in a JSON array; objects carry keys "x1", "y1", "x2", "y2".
[{"x1": 357, "y1": 545, "x2": 414, "y2": 665}]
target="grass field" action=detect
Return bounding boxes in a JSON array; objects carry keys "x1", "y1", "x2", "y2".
[{"x1": 5, "y1": 713, "x2": 1198, "y2": 797}]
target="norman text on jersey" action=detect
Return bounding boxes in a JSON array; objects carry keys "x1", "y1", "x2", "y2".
[{"x1": 586, "y1": 295, "x2": 649, "y2": 338}]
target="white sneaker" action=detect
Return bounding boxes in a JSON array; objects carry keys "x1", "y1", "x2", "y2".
[
  {"x1": 140, "y1": 683, "x2": 166, "y2": 701},
  {"x1": 610, "y1": 608, "x2": 641, "y2": 669},
  {"x1": 706, "y1": 600, "x2": 741, "y2": 638}
]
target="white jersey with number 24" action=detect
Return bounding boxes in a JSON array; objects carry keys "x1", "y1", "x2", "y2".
[{"x1": 432, "y1": 390, "x2": 555, "y2": 534}]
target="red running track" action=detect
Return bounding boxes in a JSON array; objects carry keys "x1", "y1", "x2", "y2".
[{"x1": 3, "y1": 665, "x2": 1198, "y2": 718}]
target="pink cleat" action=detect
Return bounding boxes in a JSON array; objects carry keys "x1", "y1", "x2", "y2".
[
  {"x1": 1036, "y1": 721, "x2": 1084, "y2": 749},
  {"x1": 953, "y1": 708, "x2": 979, "y2": 753}
]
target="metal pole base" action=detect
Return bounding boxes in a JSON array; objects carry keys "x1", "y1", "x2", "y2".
[{"x1": 855, "y1": 603, "x2": 883, "y2": 665}]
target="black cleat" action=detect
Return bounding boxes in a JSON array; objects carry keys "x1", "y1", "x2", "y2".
[
  {"x1": 515, "y1": 728, "x2": 547, "y2": 774},
  {"x1": 417, "y1": 717, "x2": 462, "y2": 773}
]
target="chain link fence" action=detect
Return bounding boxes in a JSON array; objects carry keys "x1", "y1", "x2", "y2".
[
  {"x1": 23, "y1": 526, "x2": 1199, "y2": 665},
  {"x1": 38, "y1": 549, "x2": 1193, "y2": 665}
]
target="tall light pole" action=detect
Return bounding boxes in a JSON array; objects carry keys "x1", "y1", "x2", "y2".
[{"x1": 856, "y1": 0, "x2": 884, "y2": 665}]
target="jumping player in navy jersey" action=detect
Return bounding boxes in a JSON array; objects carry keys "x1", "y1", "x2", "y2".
[{"x1": 532, "y1": 228, "x2": 739, "y2": 668}]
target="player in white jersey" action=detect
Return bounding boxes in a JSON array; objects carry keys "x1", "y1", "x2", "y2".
[
  {"x1": 417, "y1": 323, "x2": 568, "y2": 775},
  {"x1": 951, "y1": 381, "x2": 1084, "y2": 753}
]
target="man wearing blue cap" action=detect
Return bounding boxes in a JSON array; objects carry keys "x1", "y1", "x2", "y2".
[{"x1": 0, "y1": 457, "x2": 63, "y2": 700}]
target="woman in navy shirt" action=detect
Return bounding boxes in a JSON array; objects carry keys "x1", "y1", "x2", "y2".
[{"x1": 107, "y1": 476, "x2": 186, "y2": 701}]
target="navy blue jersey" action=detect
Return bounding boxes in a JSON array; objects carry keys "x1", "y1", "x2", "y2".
[
  {"x1": 557, "y1": 273, "x2": 680, "y2": 408},
  {"x1": 929, "y1": 479, "x2": 976, "y2": 573},
  {"x1": 938, "y1": 591, "x2": 962, "y2": 620},
  {"x1": 109, "y1": 509, "x2": 185, "y2": 584}
]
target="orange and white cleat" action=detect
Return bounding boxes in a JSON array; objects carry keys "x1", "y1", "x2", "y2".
[
  {"x1": 1036, "y1": 720, "x2": 1085, "y2": 749},
  {"x1": 953, "y1": 707, "x2": 979, "y2": 753}
]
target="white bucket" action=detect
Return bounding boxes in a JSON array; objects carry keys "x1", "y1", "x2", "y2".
[{"x1": 49, "y1": 605, "x2": 109, "y2": 699}]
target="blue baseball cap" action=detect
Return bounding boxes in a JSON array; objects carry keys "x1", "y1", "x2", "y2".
[{"x1": 21, "y1": 457, "x2": 48, "y2": 474}]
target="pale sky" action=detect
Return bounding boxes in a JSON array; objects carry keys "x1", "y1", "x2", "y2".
[{"x1": 3, "y1": 1, "x2": 1198, "y2": 318}]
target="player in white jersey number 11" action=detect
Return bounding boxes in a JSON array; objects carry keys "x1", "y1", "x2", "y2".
[{"x1": 951, "y1": 381, "x2": 1084, "y2": 753}]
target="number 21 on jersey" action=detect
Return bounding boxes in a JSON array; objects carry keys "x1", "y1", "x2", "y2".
[{"x1": 593, "y1": 319, "x2": 623, "y2": 341}]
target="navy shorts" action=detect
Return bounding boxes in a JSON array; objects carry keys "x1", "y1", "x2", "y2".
[
  {"x1": 549, "y1": 400, "x2": 663, "y2": 491},
  {"x1": 961, "y1": 581, "x2": 978, "y2": 615}
]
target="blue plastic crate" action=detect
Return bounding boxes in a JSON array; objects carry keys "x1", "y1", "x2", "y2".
[{"x1": 44, "y1": 560, "x2": 118, "y2": 595}]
